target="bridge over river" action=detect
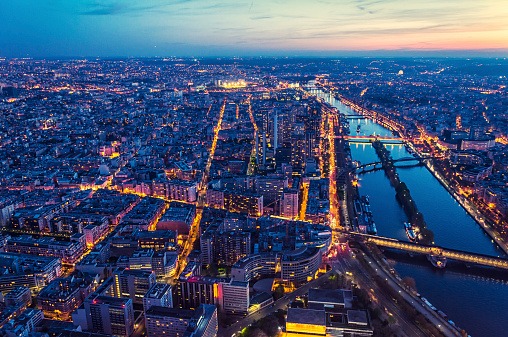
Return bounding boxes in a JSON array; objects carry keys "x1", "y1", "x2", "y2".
[
  {"x1": 347, "y1": 232, "x2": 508, "y2": 270},
  {"x1": 338, "y1": 135, "x2": 405, "y2": 145},
  {"x1": 336, "y1": 156, "x2": 438, "y2": 176}
]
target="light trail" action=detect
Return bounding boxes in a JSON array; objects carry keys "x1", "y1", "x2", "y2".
[
  {"x1": 174, "y1": 98, "x2": 227, "y2": 280},
  {"x1": 327, "y1": 111, "x2": 340, "y2": 230},
  {"x1": 299, "y1": 182, "x2": 309, "y2": 220}
]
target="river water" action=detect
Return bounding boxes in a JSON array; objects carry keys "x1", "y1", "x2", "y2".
[{"x1": 318, "y1": 91, "x2": 508, "y2": 337}]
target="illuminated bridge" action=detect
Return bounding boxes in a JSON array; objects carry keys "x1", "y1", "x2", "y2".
[
  {"x1": 344, "y1": 135, "x2": 404, "y2": 141},
  {"x1": 354, "y1": 156, "x2": 434, "y2": 173},
  {"x1": 337, "y1": 156, "x2": 436, "y2": 177},
  {"x1": 339, "y1": 135, "x2": 405, "y2": 145},
  {"x1": 349, "y1": 232, "x2": 508, "y2": 270}
]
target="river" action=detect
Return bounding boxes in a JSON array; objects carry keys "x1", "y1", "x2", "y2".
[{"x1": 317, "y1": 90, "x2": 508, "y2": 337}]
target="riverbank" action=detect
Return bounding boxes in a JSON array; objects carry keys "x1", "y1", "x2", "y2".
[
  {"x1": 338, "y1": 92, "x2": 508, "y2": 256},
  {"x1": 421, "y1": 151, "x2": 508, "y2": 256}
]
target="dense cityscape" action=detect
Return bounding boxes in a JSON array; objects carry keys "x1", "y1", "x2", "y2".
[{"x1": 0, "y1": 57, "x2": 506, "y2": 337}]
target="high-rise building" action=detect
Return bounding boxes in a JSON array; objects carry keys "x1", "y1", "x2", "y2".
[
  {"x1": 273, "y1": 111, "x2": 278, "y2": 151},
  {"x1": 280, "y1": 189, "x2": 299, "y2": 218},
  {"x1": 220, "y1": 281, "x2": 249, "y2": 315},
  {"x1": 143, "y1": 283, "x2": 173, "y2": 312},
  {"x1": 200, "y1": 231, "x2": 214, "y2": 266},
  {"x1": 83, "y1": 295, "x2": 134, "y2": 337},
  {"x1": 280, "y1": 246, "x2": 321, "y2": 283},
  {"x1": 201, "y1": 230, "x2": 251, "y2": 267},
  {"x1": 214, "y1": 231, "x2": 251, "y2": 266},
  {"x1": 223, "y1": 191, "x2": 263, "y2": 216},
  {"x1": 177, "y1": 276, "x2": 227, "y2": 309},
  {"x1": 113, "y1": 268, "x2": 156, "y2": 304}
]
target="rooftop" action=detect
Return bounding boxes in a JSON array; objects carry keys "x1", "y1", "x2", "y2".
[
  {"x1": 286, "y1": 308, "x2": 326, "y2": 326},
  {"x1": 145, "y1": 306, "x2": 194, "y2": 319},
  {"x1": 308, "y1": 288, "x2": 345, "y2": 305}
]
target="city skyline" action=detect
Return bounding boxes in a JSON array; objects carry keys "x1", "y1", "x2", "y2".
[
  {"x1": 1, "y1": 2, "x2": 508, "y2": 337},
  {"x1": 1, "y1": 0, "x2": 507, "y2": 58}
]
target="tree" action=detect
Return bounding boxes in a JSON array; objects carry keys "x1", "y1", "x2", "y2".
[
  {"x1": 273, "y1": 284, "x2": 285, "y2": 300},
  {"x1": 204, "y1": 263, "x2": 219, "y2": 276},
  {"x1": 256, "y1": 315, "x2": 280, "y2": 337},
  {"x1": 248, "y1": 328, "x2": 268, "y2": 337},
  {"x1": 401, "y1": 276, "x2": 417, "y2": 291}
]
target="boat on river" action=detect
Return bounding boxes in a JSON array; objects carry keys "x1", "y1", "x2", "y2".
[
  {"x1": 427, "y1": 254, "x2": 447, "y2": 268},
  {"x1": 404, "y1": 222, "x2": 417, "y2": 242}
]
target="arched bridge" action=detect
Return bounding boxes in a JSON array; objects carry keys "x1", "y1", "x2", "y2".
[
  {"x1": 338, "y1": 156, "x2": 436, "y2": 177},
  {"x1": 348, "y1": 232, "x2": 508, "y2": 270},
  {"x1": 355, "y1": 156, "x2": 435, "y2": 173},
  {"x1": 338, "y1": 135, "x2": 405, "y2": 145}
]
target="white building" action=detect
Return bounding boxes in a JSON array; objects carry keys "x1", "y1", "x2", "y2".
[
  {"x1": 220, "y1": 280, "x2": 249, "y2": 315},
  {"x1": 143, "y1": 283, "x2": 173, "y2": 313}
]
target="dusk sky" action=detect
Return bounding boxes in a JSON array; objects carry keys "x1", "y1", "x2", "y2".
[{"x1": 1, "y1": 0, "x2": 507, "y2": 57}]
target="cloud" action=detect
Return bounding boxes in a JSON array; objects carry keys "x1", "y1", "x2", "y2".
[
  {"x1": 250, "y1": 15, "x2": 272, "y2": 20},
  {"x1": 79, "y1": 0, "x2": 191, "y2": 16}
]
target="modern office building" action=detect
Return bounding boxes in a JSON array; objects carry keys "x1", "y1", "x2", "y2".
[
  {"x1": 230, "y1": 252, "x2": 278, "y2": 282},
  {"x1": 83, "y1": 295, "x2": 135, "y2": 337},
  {"x1": 280, "y1": 246, "x2": 321, "y2": 283},
  {"x1": 308, "y1": 288, "x2": 353, "y2": 311},
  {"x1": 143, "y1": 283, "x2": 174, "y2": 312},
  {"x1": 112, "y1": 268, "x2": 156, "y2": 304},
  {"x1": 177, "y1": 276, "x2": 229, "y2": 309},
  {"x1": 219, "y1": 280, "x2": 249, "y2": 315},
  {"x1": 286, "y1": 308, "x2": 327, "y2": 337},
  {"x1": 285, "y1": 307, "x2": 373, "y2": 337}
]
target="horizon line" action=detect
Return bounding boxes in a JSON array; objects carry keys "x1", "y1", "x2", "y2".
[{"x1": 1, "y1": 48, "x2": 507, "y2": 60}]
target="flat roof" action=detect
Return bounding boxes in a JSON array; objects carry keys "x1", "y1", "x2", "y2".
[
  {"x1": 146, "y1": 306, "x2": 194, "y2": 319},
  {"x1": 145, "y1": 283, "x2": 172, "y2": 299},
  {"x1": 347, "y1": 310, "x2": 369, "y2": 326},
  {"x1": 230, "y1": 280, "x2": 249, "y2": 287},
  {"x1": 286, "y1": 308, "x2": 326, "y2": 326},
  {"x1": 281, "y1": 246, "x2": 319, "y2": 262},
  {"x1": 308, "y1": 288, "x2": 344, "y2": 305}
]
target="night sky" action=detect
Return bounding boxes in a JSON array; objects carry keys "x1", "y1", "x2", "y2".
[{"x1": 1, "y1": 0, "x2": 507, "y2": 57}]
